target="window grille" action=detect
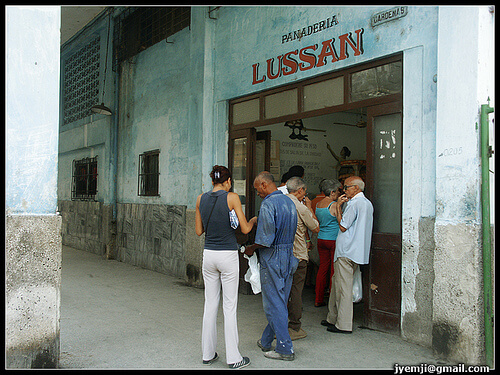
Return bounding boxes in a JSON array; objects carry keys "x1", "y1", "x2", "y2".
[
  {"x1": 63, "y1": 36, "x2": 100, "y2": 125},
  {"x1": 114, "y1": 7, "x2": 191, "y2": 69},
  {"x1": 138, "y1": 150, "x2": 160, "y2": 196},
  {"x1": 72, "y1": 156, "x2": 98, "y2": 200}
]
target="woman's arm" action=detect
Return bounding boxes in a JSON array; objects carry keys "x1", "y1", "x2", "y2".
[
  {"x1": 227, "y1": 192, "x2": 257, "y2": 234},
  {"x1": 195, "y1": 194, "x2": 204, "y2": 236}
]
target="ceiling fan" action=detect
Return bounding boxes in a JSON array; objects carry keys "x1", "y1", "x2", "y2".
[{"x1": 332, "y1": 120, "x2": 367, "y2": 128}]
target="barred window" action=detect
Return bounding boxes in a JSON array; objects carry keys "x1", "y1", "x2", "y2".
[
  {"x1": 114, "y1": 7, "x2": 190, "y2": 68},
  {"x1": 138, "y1": 150, "x2": 160, "y2": 196},
  {"x1": 72, "y1": 156, "x2": 98, "y2": 200},
  {"x1": 63, "y1": 37, "x2": 100, "y2": 125}
]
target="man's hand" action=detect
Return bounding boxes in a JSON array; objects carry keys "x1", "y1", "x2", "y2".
[{"x1": 244, "y1": 243, "x2": 261, "y2": 256}]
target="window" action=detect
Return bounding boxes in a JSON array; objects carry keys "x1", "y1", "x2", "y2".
[
  {"x1": 138, "y1": 150, "x2": 160, "y2": 196},
  {"x1": 72, "y1": 157, "x2": 98, "y2": 200},
  {"x1": 350, "y1": 61, "x2": 402, "y2": 102},
  {"x1": 114, "y1": 7, "x2": 191, "y2": 68},
  {"x1": 63, "y1": 37, "x2": 100, "y2": 125}
]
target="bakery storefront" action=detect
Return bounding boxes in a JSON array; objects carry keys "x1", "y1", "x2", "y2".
[{"x1": 228, "y1": 33, "x2": 403, "y2": 334}]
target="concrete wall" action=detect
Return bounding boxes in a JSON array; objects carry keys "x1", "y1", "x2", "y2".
[
  {"x1": 6, "y1": 6, "x2": 62, "y2": 368},
  {"x1": 431, "y1": 6, "x2": 494, "y2": 364}
]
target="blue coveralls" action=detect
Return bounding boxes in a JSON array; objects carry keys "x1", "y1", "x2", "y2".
[{"x1": 255, "y1": 190, "x2": 298, "y2": 355}]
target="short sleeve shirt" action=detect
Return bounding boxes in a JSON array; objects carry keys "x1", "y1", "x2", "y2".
[{"x1": 334, "y1": 192, "x2": 374, "y2": 264}]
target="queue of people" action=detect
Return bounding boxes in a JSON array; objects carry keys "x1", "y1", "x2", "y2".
[{"x1": 195, "y1": 164, "x2": 373, "y2": 368}]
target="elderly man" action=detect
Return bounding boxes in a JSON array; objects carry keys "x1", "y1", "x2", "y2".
[
  {"x1": 244, "y1": 171, "x2": 298, "y2": 361},
  {"x1": 285, "y1": 177, "x2": 319, "y2": 340},
  {"x1": 321, "y1": 176, "x2": 373, "y2": 334}
]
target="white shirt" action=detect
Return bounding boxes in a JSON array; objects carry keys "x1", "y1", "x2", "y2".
[
  {"x1": 334, "y1": 192, "x2": 374, "y2": 265},
  {"x1": 277, "y1": 185, "x2": 288, "y2": 194}
]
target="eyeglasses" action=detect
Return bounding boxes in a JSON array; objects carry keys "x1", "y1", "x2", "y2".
[{"x1": 343, "y1": 185, "x2": 356, "y2": 190}]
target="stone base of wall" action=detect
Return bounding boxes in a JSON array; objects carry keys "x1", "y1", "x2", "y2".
[
  {"x1": 433, "y1": 222, "x2": 483, "y2": 365},
  {"x1": 185, "y1": 209, "x2": 204, "y2": 287},
  {"x1": 115, "y1": 203, "x2": 186, "y2": 279},
  {"x1": 6, "y1": 214, "x2": 62, "y2": 368},
  {"x1": 58, "y1": 200, "x2": 113, "y2": 257}
]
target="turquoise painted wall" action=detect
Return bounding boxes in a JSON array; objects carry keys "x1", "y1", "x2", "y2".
[{"x1": 6, "y1": 6, "x2": 61, "y2": 214}]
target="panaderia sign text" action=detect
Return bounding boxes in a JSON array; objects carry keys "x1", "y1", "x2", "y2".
[{"x1": 252, "y1": 28, "x2": 364, "y2": 85}]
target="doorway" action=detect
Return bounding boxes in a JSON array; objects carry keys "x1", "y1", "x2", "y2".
[{"x1": 229, "y1": 54, "x2": 403, "y2": 334}]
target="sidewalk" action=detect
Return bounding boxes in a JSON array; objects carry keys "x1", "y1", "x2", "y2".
[{"x1": 60, "y1": 246, "x2": 446, "y2": 370}]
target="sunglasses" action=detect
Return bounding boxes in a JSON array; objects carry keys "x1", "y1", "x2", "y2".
[{"x1": 343, "y1": 185, "x2": 356, "y2": 191}]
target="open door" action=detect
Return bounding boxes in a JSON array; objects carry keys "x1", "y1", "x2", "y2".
[
  {"x1": 364, "y1": 101, "x2": 402, "y2": 334},
  {"x1": 229, "y1": 128, "x2": 256, "y2": 293}
]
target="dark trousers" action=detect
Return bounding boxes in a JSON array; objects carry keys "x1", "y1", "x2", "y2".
[{"x1": 287, "y1": 259, "x2": 308, "y2": 331}]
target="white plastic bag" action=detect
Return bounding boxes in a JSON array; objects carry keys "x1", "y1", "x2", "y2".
[
  {"x1": 352, "y1": 266, "x2": 363, "y2": 303},
  {"x1": 243, "y1": 253, "x2": 261, "y2": 294}
]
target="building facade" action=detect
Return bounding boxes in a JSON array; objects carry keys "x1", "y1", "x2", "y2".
[{"x1": 57, "y1": 6, "x2": 495, "y2": 365}]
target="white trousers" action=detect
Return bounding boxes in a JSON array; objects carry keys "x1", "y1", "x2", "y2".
[{"x1": 201, "y1": 250, "x2": 242, "y2": 365}]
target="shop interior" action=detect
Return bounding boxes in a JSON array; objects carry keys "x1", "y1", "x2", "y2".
[
  {"x1": 252, "y1": 108, "x2": 368, "y2": 324},
  {"x1": 254, "y1": 108, "x2": 368, "y2": 212}
]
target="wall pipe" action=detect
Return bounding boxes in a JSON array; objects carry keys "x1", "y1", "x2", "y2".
[{"x1": 480, "y1": 99, "x2": 494, "y2": 368}]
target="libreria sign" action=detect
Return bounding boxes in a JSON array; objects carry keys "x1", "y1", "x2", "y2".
[{"x1": 252, "y1": 28, "x2": 364, "y2": 85}]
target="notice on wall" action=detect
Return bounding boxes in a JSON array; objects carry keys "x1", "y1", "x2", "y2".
[
  {"x1": 279, "y1": 140, "x2": 323, "y2": 192},
  {"x1": 270, "y1": 140, "x2": 281, "y2": 181}
]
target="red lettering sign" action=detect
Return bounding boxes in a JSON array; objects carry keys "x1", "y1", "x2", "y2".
[{"x1": 252, "y1": 28, "x2": 364, "y2": 85}]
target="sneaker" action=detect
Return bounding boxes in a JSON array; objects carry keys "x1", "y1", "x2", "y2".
[
  {"x1": 263, "y1": 350, "x2": 295, "y2": 361},
  {"x1": 257, "y1": 339, "x2": 273, "y2": 352},
  {"x1": 202, "y1": 352, "x2": 219, "y2": 365},
  {"x1": 228, "y1": 356, "x2": 250, "y2": 369},
  {"x1": 289, "y1": 327, "x2": 307, "y2": 341}
]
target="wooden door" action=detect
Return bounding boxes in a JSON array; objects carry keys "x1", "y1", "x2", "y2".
[
  {"x1": 364, "y1": 101, "x2": 403, "y2": 333},
  {"x1": 229, "y1": 128, "x2": 256, "y2": 294}
]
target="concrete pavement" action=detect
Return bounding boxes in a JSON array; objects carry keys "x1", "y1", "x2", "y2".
[{"x1": 60, "y1": 246, "x2": 448, "y2": 370}]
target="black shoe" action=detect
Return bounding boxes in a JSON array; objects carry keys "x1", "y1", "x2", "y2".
[
  {"x1": 321, "y1": 319, "x2": 335, "y2": 328},
  {"x1": 228, "y1": 356, "x2": 250, "y2": 369},
  {"x1": 327, "y1": 325, "x2": 352, "y2": 334},
  {"x1": 202, "y1": 352, "x2": 219, "y2": 365}
]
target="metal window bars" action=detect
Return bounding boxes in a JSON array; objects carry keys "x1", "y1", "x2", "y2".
[{"x1": 71, "y1": 156, "x2": 98, "y2": 201}]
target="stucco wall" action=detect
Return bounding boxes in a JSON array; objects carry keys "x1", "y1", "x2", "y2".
[
  {"x1": 431, "y1": 6, "x2": 493, "y2": 364},
  {"x1": 6, "y1": 6, "x2": 62, "y2": 368}
]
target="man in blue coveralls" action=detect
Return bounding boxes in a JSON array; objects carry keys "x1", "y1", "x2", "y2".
[{"x1": 244, "y1": 171, "x2": 298, "y2": 361}]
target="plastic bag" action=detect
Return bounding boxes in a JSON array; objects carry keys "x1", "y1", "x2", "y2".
[
  {"x1": 352, "y1": 266, "x2": 363, "y2": 303},
  {"x1": 243, "y1": 253, "x2": 261, "y2": 294}
]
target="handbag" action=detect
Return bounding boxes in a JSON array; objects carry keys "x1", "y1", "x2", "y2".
[{"x1": 229, "y1": 209, "x2": 239, "y2": 229}]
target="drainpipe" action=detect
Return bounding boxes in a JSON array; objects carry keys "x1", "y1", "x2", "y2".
[
  {"x1": 108, "y1": 7, "x2": 119, "y2": 259},
  {"x1": 480, "y1": 99, "x2": 494, "y2": 368}
]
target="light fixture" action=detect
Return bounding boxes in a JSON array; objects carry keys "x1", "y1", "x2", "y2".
[
  {"x1": 284, "y1": 119, "x2": 308, "y2": 141},
  {"x1": 91, "y1": 8, "x2": 112, "y2": 116},
  {"x1": 91, "y1": 103, "x2": 112, "y2": 116}
]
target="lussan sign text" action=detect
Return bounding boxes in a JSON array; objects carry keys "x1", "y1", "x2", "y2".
[{"x1": 252, "y1": 28, "x2": 364, "y2": 85}]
